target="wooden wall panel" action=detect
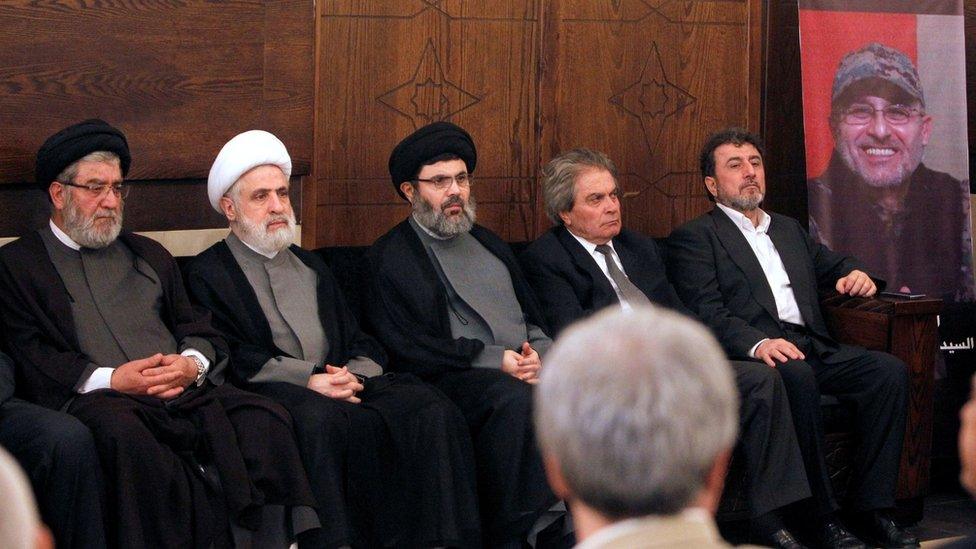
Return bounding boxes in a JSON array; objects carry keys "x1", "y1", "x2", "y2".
[
  {"x1": 312, "y1": 0, "x2": 763, "y2": 247},
  {"x1": 0, "y1": 0, "x2": 314, "y2": 184},
  {"x1": 314, "y1": 1, "x2": 539, "y2": 246},
  {"x1": 538, "y1": 0, "x2": 762, "y2": 238}
]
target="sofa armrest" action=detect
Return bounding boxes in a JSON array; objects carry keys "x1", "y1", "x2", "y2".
[{"x1": 820, "y1": 293, "x2": 942, "y2": 501}]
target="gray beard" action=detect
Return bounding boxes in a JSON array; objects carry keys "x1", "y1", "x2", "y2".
[
  {"x1": 718, "y1": 192, "x2": 763, "y2": 212},
  {"x1": 233, "y1": 211, "x2": 297, "y2": 255},
  {"x1": 62, "y1": 192, "x2": 123, "y2": 249},
  {"x1": 837, "y1": 147, "x2": 916, "y2": 189},
  {"x1": 412, "y1": 194, "x2": 477, "y2": 238}
]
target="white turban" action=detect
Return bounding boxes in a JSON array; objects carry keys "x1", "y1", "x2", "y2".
[{"x1": 207, "y1": 130, "x2": 292, "y2": 213}]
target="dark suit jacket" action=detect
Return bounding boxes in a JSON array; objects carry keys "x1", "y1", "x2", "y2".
[
  {"x1": 185, "y1": 241, "x2": 387, "y2": 384},
  {"x1": 0, "y1": 352, "x2": 13, "y2": 405},
  {"x1": 362, "y1": 219, "x2": 549, "y2": 379},
  {"x1": 667, "y1": 208, "x2": 880, "y2": 361},
  {"x1": 520, "y1": 226, "x2": 689, "y2": 335},
  {"x1": 0, "y1": 230, "x2": 229, "y2": 410}
]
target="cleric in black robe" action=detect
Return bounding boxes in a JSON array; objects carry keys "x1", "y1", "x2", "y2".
[
  {"x1": 0, "y1": 120, "x2": 318, "y2": 548},
  {"x1": 186, "y1": 130, "x2": 480, "y2": 548},
  {"x1": 362, "y1": 122, "x2": 561, "y2": 547}
]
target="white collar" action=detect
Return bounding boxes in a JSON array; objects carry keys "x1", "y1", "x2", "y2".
[
  {"x1": 566, "y1": 227, "x2": 616, "y2": 256},
  {"x1": 49, "y1": 219, "x2": 82, "y2": 251},
  {"x1": 716, "y1": 203, "x2": 770, "y2": 233}
]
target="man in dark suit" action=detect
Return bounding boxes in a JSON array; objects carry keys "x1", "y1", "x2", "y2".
[
  {"x1": 0, "y1": 352, "x2": 106, "y2": 549},
  {"x1": 668, "y1": 127, "x2": 916, "y2": 549},
  {"x1": 521, "y1": 148, "x2": 810, "y2": 548}
]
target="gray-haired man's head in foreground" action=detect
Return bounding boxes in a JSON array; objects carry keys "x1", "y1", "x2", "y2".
[{"x1": 535, "y1": 305, "x2": 738, "y2": 523}]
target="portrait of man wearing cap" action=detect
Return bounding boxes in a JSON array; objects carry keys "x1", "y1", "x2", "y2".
[
  {"x1": 808, "y1": 42, "x2": 975, "y2": 303},
  {"x1": 362, "y1": 121, "x2": 564, "y2": 547},
  {"x1": 186, "y1": 129, "x2": 480, "y2": 548},
  {"x1": 0, "y1": 119, "x2": 319, "y2": 548}
]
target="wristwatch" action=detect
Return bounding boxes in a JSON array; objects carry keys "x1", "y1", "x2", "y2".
[{"x1": 189, "y1": 355, "x2": 206, "y2": 386}]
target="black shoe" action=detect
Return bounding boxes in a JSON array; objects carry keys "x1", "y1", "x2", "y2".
[
  {"x1": 854, "y1": 513, "x2": 920, "y2": 549},
  {"x1": 820, "y1": 521, "x2": 867, "y2": 549},
  {"x1": 765, "y1": 528, "x2": 808, "y2": 549}
]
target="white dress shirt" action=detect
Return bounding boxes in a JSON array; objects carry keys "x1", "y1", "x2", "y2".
[
  {"x1": 714, "y1": 205, "x2": 805, "y2": 357},
  {"x1": 567, "y1": 231, "x2": 634, "y2": 310},
  {"x1": 49, "y1": 220, "x2": 210, "y2": 393}
]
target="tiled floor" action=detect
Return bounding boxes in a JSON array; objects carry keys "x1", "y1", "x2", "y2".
[{"x1": 915, "y1": 491, "x2": 976, "y2": 547}]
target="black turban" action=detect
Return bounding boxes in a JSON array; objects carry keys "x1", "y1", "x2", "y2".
[
  {"x1": 388, "y1": 121, "x2": 477, "y2": 200},
  {"x1": 35, "y1": 119, "x2": 131, "y2": 191}
]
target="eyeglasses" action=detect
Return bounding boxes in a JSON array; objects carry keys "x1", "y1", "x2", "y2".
[
  {"x1": 413, "y1": 173, "x2": 472, "y2": 190},
  {"x1": 839, "y1": 104, "x2": 924, "y2": 126},
  {"x1": 61, "y1": 181, "x2": 130, "y2": 199}
]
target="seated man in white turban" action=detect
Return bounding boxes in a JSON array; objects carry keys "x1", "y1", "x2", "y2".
[{"x1": 186, "y1": 130, "x2": 480, "y2": 548}]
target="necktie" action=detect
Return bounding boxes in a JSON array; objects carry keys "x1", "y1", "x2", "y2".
[{"x1": 595, "y1": 244, "x2": 651, "y2": 307}]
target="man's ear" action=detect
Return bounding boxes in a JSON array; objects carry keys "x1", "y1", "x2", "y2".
[
  {"x1": 219, "y1": 196, "x2": 237, "y2": 221},
  {"x1": 558, "y1": 209, "x2": 572, "y2": 227},
  {"x1": 697, "y1": 448, "x2": 731, "y2": 514},
  {"x1": 704, "y1": 176, "x2": 719, "y2": 199},
  {"x1": 49, "y1": 182, "x2": 66, "y2": 210},
  {"x1": 399, "y1": 182, "x2": 415, "y2": 202},
  {"x1": 920, "y1": 114, "x2": 934, "y2": 146},
  {"x1": 542, "y1": 454, "x2": 572, "y2": 500}
]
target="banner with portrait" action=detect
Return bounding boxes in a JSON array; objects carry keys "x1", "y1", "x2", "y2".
[{"x1": 798, "y1": 0, "x2": 975, "y2": 373}]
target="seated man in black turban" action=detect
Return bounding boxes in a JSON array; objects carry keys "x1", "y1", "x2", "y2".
[
  {"x1": 0, "y1": 119, "x2": 319, "y2": 548},
  {"x1": 362, "y1": 121, "x2": 564, "y2": 547}
]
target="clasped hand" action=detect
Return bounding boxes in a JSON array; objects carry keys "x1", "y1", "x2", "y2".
[
  {"x1": 501, "y1": 342, "x2": 542, "y2": 385},
  {"x1": 110, "y1": 353, "x2": 197, "y2": 400},
  {"x1": 307, "y1": 364, "x2": 364, "y2": 403}
]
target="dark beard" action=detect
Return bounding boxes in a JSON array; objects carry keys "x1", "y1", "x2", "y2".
[{"x1": 412, "y1": 194, "x2": 477, "y2": 238}]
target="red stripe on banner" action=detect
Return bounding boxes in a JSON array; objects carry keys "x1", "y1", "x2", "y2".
[{"x1": 798, "y1": 10, "x2": 917, "y2": 178}]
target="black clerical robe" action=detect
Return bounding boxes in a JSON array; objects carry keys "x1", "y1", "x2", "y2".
[
  {"x1": 186, "y1": 240, "x2": 480, "y2": 548},
  {"x1": 362, "y1": 219, "x2": 549, "y2": 378},
  {"x1": 0, "y1": 230, "x2": 316, "y2": 549},
  {"x1": 363, "y1": 219, "x2": 556, "y2": 545}
]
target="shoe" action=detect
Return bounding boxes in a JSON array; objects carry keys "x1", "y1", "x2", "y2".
[
  {"x1": 854, "y1": 512, "x2": 920, "y2": 549},
  {"x1": 820, "y1": 521, "x2": 867, "y2": 549},
  {"x1": 767, "y1": 528, "x2": 808, "y2": 549}
]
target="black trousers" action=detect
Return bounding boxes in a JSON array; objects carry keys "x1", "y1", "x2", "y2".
[
  {"x1": 0, "y1": 398, "x2": 107, "y2": 549},
  {"x1": 776, "y1": 328, "x2": 909, "y2": 514},
  {"x1": 430, "y1": 368, "x2": 557, "y2": 547},
  {"x1": 253, "y1": 374, "x2": 481, "y2": 549},
  {"x1": 68, "y1": 384, "x2": 317, "y2": 549},
  {"x1": 731, "y1": 360, "x2": 811, "y2": 517}
]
